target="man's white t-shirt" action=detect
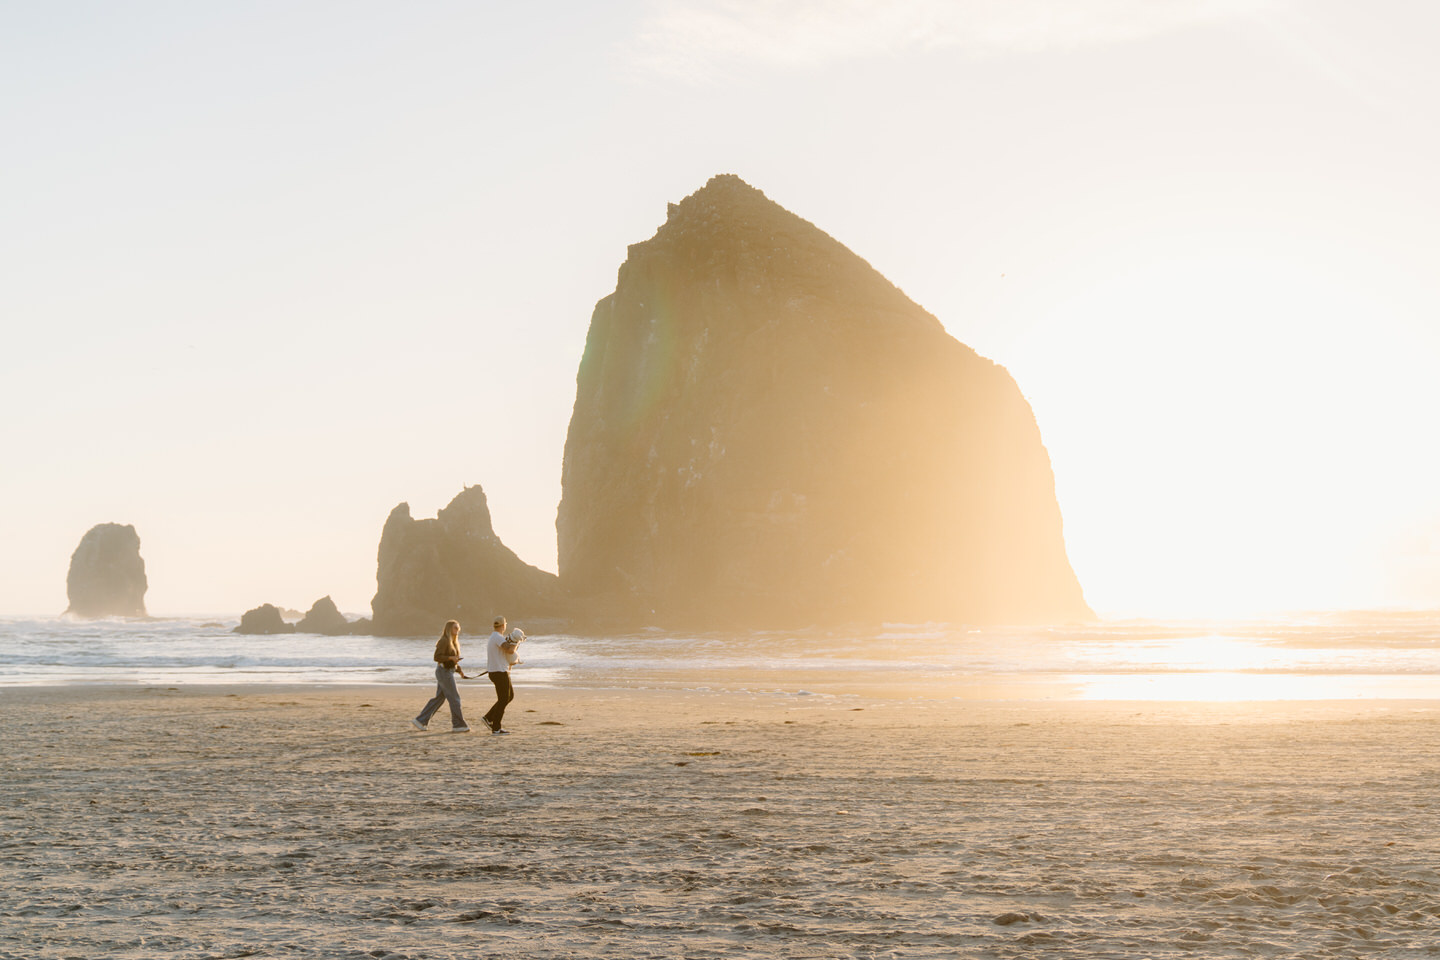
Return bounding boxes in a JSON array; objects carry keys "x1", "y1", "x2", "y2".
[{"x1": 486, "y1": 631, "x2": 510, "y2": 673}]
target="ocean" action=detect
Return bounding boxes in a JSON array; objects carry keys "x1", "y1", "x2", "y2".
[{"x1": 1, "y1": 612, "x2": 1437, "y2": 699}]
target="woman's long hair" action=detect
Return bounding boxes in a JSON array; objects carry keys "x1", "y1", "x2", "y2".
[{"x1": 440, "y1": 619, "x2": 460, "y2": 642}]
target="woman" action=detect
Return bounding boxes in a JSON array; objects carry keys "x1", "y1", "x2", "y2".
[{"x1": 412, "y1": 619, "x2": 473, "y2": 732}]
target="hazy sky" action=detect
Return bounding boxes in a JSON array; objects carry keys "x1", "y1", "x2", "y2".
[{"x1": 3, "y1": 0, "x2": 1437, "y2": 618}]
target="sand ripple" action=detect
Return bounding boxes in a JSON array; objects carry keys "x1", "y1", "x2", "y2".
[{"x1": 1, "y1": 688, "x2": 1437, "y2": 958}]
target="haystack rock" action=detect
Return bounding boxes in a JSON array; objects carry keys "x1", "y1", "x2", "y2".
[
  {"x1": 65, "y1": 523, "x2": 148, "y2": 618},
  {"x1": 370, "y1": 485, "x2": 561, "y2": 636},
  {"x1": 557, "y1": 174, "x2": 1093, "y2": 627},
  {"x1": 297, "y1": 596, "x2": 351, "y2": 635}
]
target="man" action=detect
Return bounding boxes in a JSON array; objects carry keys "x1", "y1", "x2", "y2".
[{"x1": 481, "y1": 616, "x2": 518, "y2": 734}]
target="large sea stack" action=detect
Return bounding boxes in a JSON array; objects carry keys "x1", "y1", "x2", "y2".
[
  {"x1": 371, "y1": 485, "x2": 561, "y2": 636},
  {"x1": 557, "y1": 174, "x2": 1092, "y2": 627},
  {"x1": 65, "y1": 523, "x2": 148, "y2": 618}
]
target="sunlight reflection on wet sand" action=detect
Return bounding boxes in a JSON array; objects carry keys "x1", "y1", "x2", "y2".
[
  {"x1": 1072, "y1": 670, "x2": 1440, "y2": 701},
  {"x1": 550, "y1": 664, "x2": 1440, "y2": 702}
]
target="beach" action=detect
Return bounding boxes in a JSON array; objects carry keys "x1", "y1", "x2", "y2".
[{"x1": 3, "y1": 683, "x2": 1438, "y2": 958}]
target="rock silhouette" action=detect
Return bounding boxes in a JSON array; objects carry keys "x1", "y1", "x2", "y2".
[
  {"x1": 557, "y1": 174, "x2": 1092, "y2": 627},
  {"x1": 297, "y1": 596, "x2": 351, "y2": 635},
  {"x1": 235, "y1": 603, "x2": 296, "y2": 634},
  {"x1": 370, "y1": 485, "x2": 561, "y2": 636},
  {"x1": 65, "y1": 523, "x2": 148, "y2": 618}
]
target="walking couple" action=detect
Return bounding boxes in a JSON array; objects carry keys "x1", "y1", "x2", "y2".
[{"x1": 411, "y1": 616, "x2": 523, "y2": 734}]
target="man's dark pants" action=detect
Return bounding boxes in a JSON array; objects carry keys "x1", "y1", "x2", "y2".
[{"x1": 484, "y1": 671, "x2": 513, "y2": 730}]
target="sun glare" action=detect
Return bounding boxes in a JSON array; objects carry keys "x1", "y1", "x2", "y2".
[
  {"x1": 1012, "y1": 238, "x2": 1440, "y2": 618},
  {"x1": 1068, "y1": 627, "x2": 1438, "y2": 700}
]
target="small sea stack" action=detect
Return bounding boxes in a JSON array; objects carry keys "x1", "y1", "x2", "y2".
[
  {"x1": 65, "y1": 523, "x2": 148, "y2": 619},
  {"x1": 296, "y1": 596, "x2": 351, "y2": 636},
  {"x1": 234, "y1": 604, "x2": 297, "y2": 635}
]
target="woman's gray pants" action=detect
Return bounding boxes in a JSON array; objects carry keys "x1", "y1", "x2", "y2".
[{"x1": 416, "y1": 664, "x2": 466, "y2": 729}]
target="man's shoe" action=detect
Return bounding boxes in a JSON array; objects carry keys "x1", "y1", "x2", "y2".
[
  {"x1": 492, "y1": 729, "x2": 510, "y2": 735},
  {"x1": 480, "y1": 717, "x2": 493, "y2": 732},
  {"x1": 411, "y1": 718, "x2": 427, "y2": 731},
  {"x1": 452, "y1": 725, "x2": 471, "y2": 733}
]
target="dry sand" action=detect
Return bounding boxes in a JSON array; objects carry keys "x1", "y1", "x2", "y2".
[{"x1": 2, "y1": 683, "x2": 1438, "y2": 958}]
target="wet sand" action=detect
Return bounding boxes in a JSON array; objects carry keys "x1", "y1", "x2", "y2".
[{"x1": 2, "y1": 684, "x2": 1438, "y2": 958}]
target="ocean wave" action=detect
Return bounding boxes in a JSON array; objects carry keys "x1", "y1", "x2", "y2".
[{"x1": 2, "y1": 614, "x2": 1439, "y2": 698}]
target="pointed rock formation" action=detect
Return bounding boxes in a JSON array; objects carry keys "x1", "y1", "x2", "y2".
[
  {"x1": 557, "y1": 174, "x2": 1092, "y2": 627},
  {"x1": 370, "y1": 485, "x2": 562, "y2": 636},
  {"x1": 65, "y1": 523, "x2": 148, "y2": 618},
  {"x1": 297, "y1": 596, "x2": 351, "y2": 635}
]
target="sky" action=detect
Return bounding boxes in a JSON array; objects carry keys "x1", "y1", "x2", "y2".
[{"x1": 2, "y1": 0, "x2": 1437, "y2": 619}]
